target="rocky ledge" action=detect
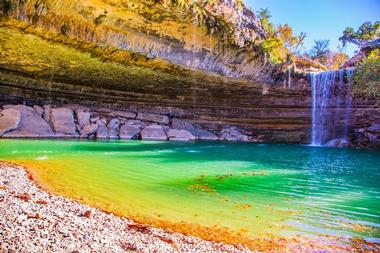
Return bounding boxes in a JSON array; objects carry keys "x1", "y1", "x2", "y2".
[{"x1": 0, "y1": 104, "x2": 253, "y2": 142}]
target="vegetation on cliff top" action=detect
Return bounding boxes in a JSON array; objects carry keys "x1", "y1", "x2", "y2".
[{"x1": 353, "y1": 49, "x2": 380, "y2": 97}]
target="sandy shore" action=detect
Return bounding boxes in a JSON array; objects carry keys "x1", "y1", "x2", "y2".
[{"x1": 1, "y1": 162, "x2": 379, "y2": 253}]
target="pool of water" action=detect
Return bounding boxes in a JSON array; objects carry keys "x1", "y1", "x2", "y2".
[{"x1": 0, "y1": 139, "x2": 379, "y2": 244}]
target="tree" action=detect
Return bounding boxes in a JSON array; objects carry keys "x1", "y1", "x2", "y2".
[
  {"x1": 354, "y1": 49, "x2": 380, "y2": 97},
  {"x1": 257, "y1": 8, "x2": 275, "y2": 36},
  {"x1": 310, "y1": 40, "x2": 330, "y2": 58},
  {"x1": 339, "y1": 21, "x2": 380, "y2": 47},
  {"x1": 276, "y1": 24, "x2": 306, "y2": 54}
]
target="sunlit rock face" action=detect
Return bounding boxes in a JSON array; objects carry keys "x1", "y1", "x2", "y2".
[{"x1": 0, "y1": 0, "x2": 278, "y2": 83}]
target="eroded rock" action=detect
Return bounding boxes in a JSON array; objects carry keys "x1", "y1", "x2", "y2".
[
  {"x1": 50, "y1": 108, "x2": 76, "y2": 135},
  {"x1": 96, "y1": 119, "x2": 108, "y2": 139},
  {"x1": 76, "y1": 111, "x2": 90, "y2": 129},
  {"x1": 110, "y1": 111, "x2": 136, "y2": 119},
  {"x1": 33, "y1": 105, "x2": 44, "y2": 117},
  {"x1": 120, "y1": 125, "x2": 140, "y2": 139},
  {"x1": 195, "y1": 128, "x2": 219, "y2": 141},
  {"x1": 0, "y1": 109, "x2": 21, "y2": 136},
  {"x1": 137, "y1": 113, "x2": 169, "y2": 125},
  {"x1": 81, "y1": 124, "x2": 98, "y2": 138},
  {"x1": 167, "y1": 129, "x2": 196, "y2": 141},
  {"x1": 141, "y1": 125, "x2": 167, "y2": 140},
  {"x1": 107, "y1": 118, "x2": 121, "y2": 139},
  {"x1": 2, "y1": 105, "x2": 53, "y2": 137},
  {"x1": 220, "y1": 126, "x2": 249, "y2": 141}
]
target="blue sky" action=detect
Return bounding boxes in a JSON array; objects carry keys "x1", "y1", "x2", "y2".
[{"x1": 247, "y1": 0, "x2": 380, "y2": 56}]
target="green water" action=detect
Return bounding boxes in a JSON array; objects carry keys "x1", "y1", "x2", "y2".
[{"x1": 0, "y1": 139, "x2": 379, "y2": 243}]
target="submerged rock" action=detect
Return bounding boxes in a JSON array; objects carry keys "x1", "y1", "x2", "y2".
[
  {"x1": 2, "y1": 105, "x2": 53, "y2": 137},
  {"x1": 325, "y1": 138, "x2": 350, "y2": 148},
  {"x1": 50, "y1": 108, "x2": 76, "y2": 135},
  {"x1": 167, "y1": 129, "x2": 196, "y2": 141},
  {"x1": 0, "y1": 108, "x2": 21, "y2": 136},
  {"x1": 119, "y1": 124, "x2": 140, "y2": 139},
  {"x1": 137, "y1": 113, "x2": 169, "y2": 125},
  {"x1": 141, "y1": 125, "x2": 167, "y2": 140}
]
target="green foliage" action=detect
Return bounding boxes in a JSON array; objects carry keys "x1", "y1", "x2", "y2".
[
  {"x1": 257, "y1": 8, "x2": 306, "y2": 64},
  {"x1": 339, "y1": 21, "x2": 380, "y2": 47},
  {"x1": 257, "y1": 8, "x2": 275, "y2": 36},
  {"x1": 276, "y1": 24, "x2": 306, "y2": 54},
  {"x1": 261, "y1": 37, "x2": 287, "y2": 64},
  {"x1": 353, "y1": 49, "x2": 380, "y2": 97}
]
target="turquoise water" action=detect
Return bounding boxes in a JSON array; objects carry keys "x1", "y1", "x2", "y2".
[{"x1": 0, "y1": 139, "x2": 379, "y2": 244}]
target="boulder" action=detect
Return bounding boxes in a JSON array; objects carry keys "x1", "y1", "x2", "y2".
[
  {"x1": 172, "y1": 118, "x2": 196, "y2": 133},
  {"x1": 120, "y1": 124, "x2": 140, "y2": 139},
  {"x1": 325, "y1": 138, "x2": 350, "y2": 148},
  {"x1": 220, "y1": 126, "x2": 249, "y2": 141},
  {"x1": 171, "y1": 118, "x2": 218, "y2": 140},
  {"x1": 2, "y1": 105, "x2": 54, "y2": 137},
  {"x1": 141, "y1": 125, "x2": 167, "y2": 140},
  {"x1": 0, "y1": 109, "x2": 21, "y2": 136},
  {"x1": 137, "y1": 113, "x2": 169, "y2": 125},
  {"x1": 110, "y1": 111, "x2": 136, "y2": 119},
  {"x1": 33, "y1": 105, "x2": 44, "y2": 117},
  {"x1": 81, "y1": 124, "x2": 98, "y2": 138},
  {"x1": 367, "y1": 124, "x2": 380, "y2": 133},
  {"x1": 167, "y1": 129, "x2": 196, "y2": 141},
  {"x1": 195, "y1": 128, "x2": 219, "y2": 141},
  {"x1": 107, "y1": 118, "x2": 121, "y2": 139},
  {"x1": 50, "y1": 108, "x2": 76, "y2": 135},
  {"x1": 76, "y1": 111, "x2": 90, "y2": 129},
  {"x1": 96, "y1": 119, "x2": 108, "y2": 139},
  {"x1": 42, "y1": 105, "x2": 52, "y2": 124}
]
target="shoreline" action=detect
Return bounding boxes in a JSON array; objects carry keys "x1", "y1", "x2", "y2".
[
  {"x1": 0, "y1": 161, "x2": 251, "y2": 253},
  {"x1": 1, "y1": 161, "x2": 378, "y2": 252}
]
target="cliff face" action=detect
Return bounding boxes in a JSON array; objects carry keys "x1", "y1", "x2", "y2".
[
  {"x1": 0, "y1": 1, "x2": 378, "y2": 146},
  {"x1": 0, "y1": 0, "x2": 279, "y2": 82}
]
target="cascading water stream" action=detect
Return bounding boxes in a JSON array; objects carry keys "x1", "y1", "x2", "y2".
[{"x1": 310, "y1": 69, "x2": 353, "y2": 146}]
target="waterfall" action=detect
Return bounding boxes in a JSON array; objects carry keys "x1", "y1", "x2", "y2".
[{"x1": 310, "y1": 69, "x2": 353, "y2": 146}]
